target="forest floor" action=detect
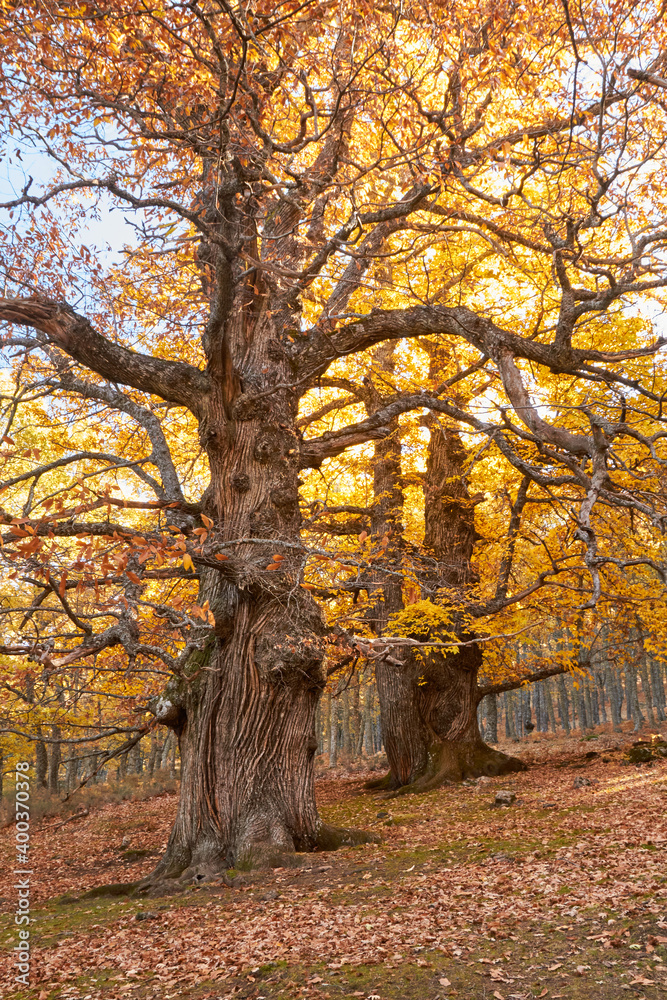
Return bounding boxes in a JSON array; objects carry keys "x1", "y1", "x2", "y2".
[{"x1": 1, "y1": 725, "x2": 666, "y2": 1000}]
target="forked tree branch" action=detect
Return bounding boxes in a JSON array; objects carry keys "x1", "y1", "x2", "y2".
[{"x1": 296, "y1": 302, "x2": 666, "y2": 386}]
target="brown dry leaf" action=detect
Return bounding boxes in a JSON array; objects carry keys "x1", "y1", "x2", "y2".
[
  {"x1": 2, "y1": 736, "x2": 667, "y2": 995},
  {"x1": 439, "y1": 977, "x2": 451, "y2": 986}
]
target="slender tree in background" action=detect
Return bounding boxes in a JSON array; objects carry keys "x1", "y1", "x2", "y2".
[{"x1": 2, "y1": 1, "x2": 667, "y2": 878}]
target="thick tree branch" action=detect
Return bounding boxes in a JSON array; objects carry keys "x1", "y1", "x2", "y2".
[
  {"x1": 494, "y1": 476, "x2": 531, "y2": 602},
  {"x1": 0, "y1": 451, "x2": 149, "y2": 492},
  {"x1": 477, "y1": 662, "x2": 574, "y2": 697},
  {"x1": 297, "y1": 393, "x2": 360, "y2": 429},
  {"x1": 297, "y1": 303, "x2": 666, "y2": 385},
  {"x1": 628, "y1": 67, "x2": 667, "y2": 90},
  {"x1": 0, "y1": 297, "x2": 208, "y2": 415}
]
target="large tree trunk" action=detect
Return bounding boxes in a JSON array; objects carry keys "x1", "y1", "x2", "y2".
[
  {"x1": 149, "y1": 299, "x2": 374, "y2": 881},
  {"x1": 153, "y1": 603, "x2": 370, "y2": 881},
  {"x1": 374, "y1": 637, "x2": 525, "y2": 793},
  {"x1": 153, "y1": 639, "x2": 324, "y2": 878},
  {"x1": 370, "y1": 395, "x2": 524, "y2": 792}
]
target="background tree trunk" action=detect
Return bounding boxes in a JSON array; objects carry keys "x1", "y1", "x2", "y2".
[
  {"x1": 372, "y1": 418, "x2": 524, "y2": 792},
  {"x1": 573, "y1": 683, "x2": 587, "y2": 731},
  {"x1": 159, "y1": 731, "x2": 173, "y2": 771},
  {"x1": 639, "y1": 658, "x2": 655, "y2": 723},
  {"x1": 481, "y1": 693, "x2": 498, "y2": 744},
  {"x1": 351, "y1": 680, "x2": 361, "y2": 756},
  {"x1": 545, "y1": 683, "x2": 558, "y2": 733},
  {"x1": 595, "y1": 671, "x2": 608, "y2": 725},
  {"x1": 625, "y1": 664, "x2": 644, "y2": 731},
  {"x1": 88, "y1": 753, "x2": 100, "y2": 784},
  {"x1": 64, "y1": 754, "x2": 77, "y2": 794},
  {"x1": 320, "y1": 691, "x2": 330, "y2": 756},
  {"x1": 607, "y1": 666, "x2": 623, "y2": 730},
  {"x1": 505, "y1": 691, "x2": 516, "y2": 739},
  {"x1": 583, "y1": 679, "x2": 594, "y2": 729},
  {"x1": 147, "y1": 732, "x2": 158, "y2": 777},
  {"x1": 329, "y1": 691, "x2": 339, "y2": 769},
  {"x1": 651, "y1": 659, "x2": 666, "y2": 722},
  {"x1": 35, "y1": 738, "x2": 48, "y2": 788},
  {"x1": 129, "y1": 740, "x2": 143, "y2": 775},
  {"x1": 48, "y1": 726, "x2": 61, "y2": 794},
  {"x1": 342, "y1": 688, "x2": 352, "y2": 760},
  {"x1": 363, "y1": 682, "x2": 374, "y2": 755}
]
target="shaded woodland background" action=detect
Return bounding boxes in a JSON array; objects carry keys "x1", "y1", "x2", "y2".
[{"x1": 4, "y1": 637, "x2": 664, "y2": 809}]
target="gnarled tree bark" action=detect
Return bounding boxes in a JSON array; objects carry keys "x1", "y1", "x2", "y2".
[
  {"x1": 371, "y1": 421, "x2": 524, "y2": 793},
  {"x1": 147, "y1": 302, "x2": 376, "y2": 878}
]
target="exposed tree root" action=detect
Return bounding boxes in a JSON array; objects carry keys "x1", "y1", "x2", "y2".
[
  {"x1": 94, "y1": 822, "x2": 385, "y2": 896},
  {"x1": 64, "y1": 881, "x2": 142, "y2": 902},
  {"x1": 315, "y1": 822, "x2": 380, "y2": 850},
  {"x1": 367, "y1": 739, "x2": 526, "y2": 796},
  {"x1": 364, "y1": 772, "x2": 395, "y2": 791}
]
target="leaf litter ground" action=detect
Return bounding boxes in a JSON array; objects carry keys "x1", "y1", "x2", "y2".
[{"x1": 1, "y1": 728, "x2": 667, "y2": 1000}]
